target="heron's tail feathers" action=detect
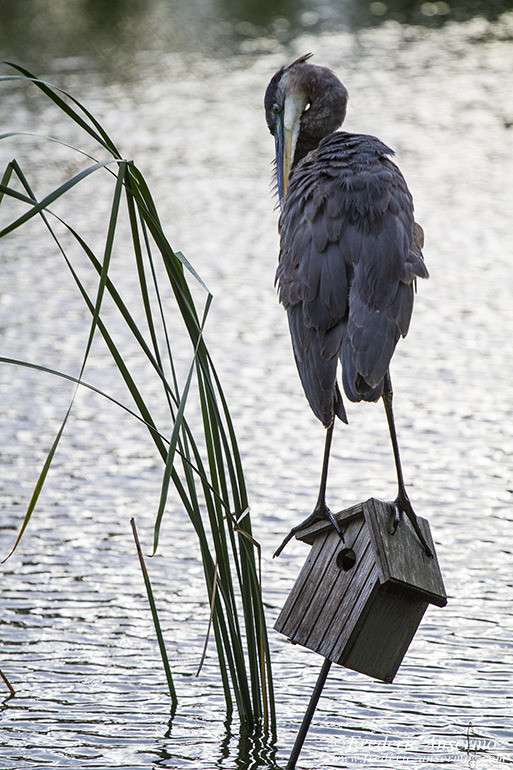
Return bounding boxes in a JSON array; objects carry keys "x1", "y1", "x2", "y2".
[
  {"x1": 341, "y1": 336, "x2": 385, "y2": 403},
  {"x1": 287, "y1": 305, "x2": 348, "y2": 427},
  {"x1": 334, "y1": 383, "x2": 348, "y2": 424},
  {"x1": 295, "y1": 347, "x2": 348, "y2": 427},
  {"x1": 340, "y1": 277, "x2": 415, "y2": 402}
]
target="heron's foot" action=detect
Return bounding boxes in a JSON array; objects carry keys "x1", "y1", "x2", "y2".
[
  {"x1": 391, "y1": 493, "x2": 433, "y2": 558},
  {"x1": 273, "y1": 503, "x2": 344, "y2": 558}
]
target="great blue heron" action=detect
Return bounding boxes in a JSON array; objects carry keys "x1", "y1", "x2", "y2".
[{"x1": 265, "y1": 54, "x2": 432, "y2": 558}]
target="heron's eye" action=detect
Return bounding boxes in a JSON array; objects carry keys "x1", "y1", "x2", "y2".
[
  {"x1": 272, "y1": 102, "x2": 280, "y2": 115},
  {"x1": 303, "y1": 102, "x2": 311, "y2": 113}
]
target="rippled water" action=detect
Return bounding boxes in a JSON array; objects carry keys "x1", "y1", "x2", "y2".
[{"x1": 1, "y1": 6, "x2": 513, "y2": 769}]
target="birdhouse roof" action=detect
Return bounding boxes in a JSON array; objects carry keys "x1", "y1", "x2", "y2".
[{"x1": 294, "y1": 497, "x2": 447, "y2": 607}]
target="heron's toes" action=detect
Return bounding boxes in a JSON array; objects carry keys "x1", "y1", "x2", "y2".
[
  {"x1": 392, "y1": 494, "x2": 433, "y2": 558},
  {"x1": 273, "y1": 505, "x2": 345, "y2": 558}
]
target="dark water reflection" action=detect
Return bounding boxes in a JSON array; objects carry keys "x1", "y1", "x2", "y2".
[
  {"x1": 2, "y1": 0, "x2": 513, "y2": 76},
  {"x1": 1, "y1": 3, "x2": 513, "y2": 769}
]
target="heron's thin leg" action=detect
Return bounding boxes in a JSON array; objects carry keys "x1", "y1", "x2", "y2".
[
  {"x1": 315, "y1": 420, "x2": 334, "y2": 512},
  {"x1": 382, "y1": 372, "x2": 407, "y2": 500},
  {"x1": 382, "y1": 371, "x2": 433, "y2": 557},
  {"x1": 273, "y1": 422, "x2": 344, "y2": 558}
]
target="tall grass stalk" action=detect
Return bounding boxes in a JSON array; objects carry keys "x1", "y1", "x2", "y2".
[
  {"x1": 131, "y1": 517, "x2": 178, "y2": 710},
  {"x1": 0, "y1": 66, "x2": 275, "y2": 730}
]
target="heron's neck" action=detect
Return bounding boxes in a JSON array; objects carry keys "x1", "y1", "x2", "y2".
[
  {"x1": 293, "y1": 77, "x2": 348, "y2": 166},
  {"x1": 293, "y1": 132, "x2": 325, "y2": 165}
]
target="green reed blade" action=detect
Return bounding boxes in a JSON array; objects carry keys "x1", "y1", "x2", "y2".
[
  {"x1": 131, "y1": 518, "x2": 177, "y2": 709},
  {"x1": 0, "y1": 159, "x2": 118, "y2": 238},
  {"x1": 3, "y1": 64, "x2": 121, "y2": 157},
  {"x1": 0, "y1": 161, "x2": 14, "y2": 205},
  {"x1": 1, "y1": 402, "x2": 71, "y2": 563}
]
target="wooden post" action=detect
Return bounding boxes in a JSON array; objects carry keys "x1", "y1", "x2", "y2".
[{"x1": 287, "y1": 658, "x2": 332, "y2": 769}]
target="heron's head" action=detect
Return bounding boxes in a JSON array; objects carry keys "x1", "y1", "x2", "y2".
[{"x1": 265, "y1": 54, "x2": 348, "y2": 208}]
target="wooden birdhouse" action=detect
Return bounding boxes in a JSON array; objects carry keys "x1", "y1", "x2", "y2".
[{"x1": 274, "y1": 498, "x2": 447, "y2": 683}]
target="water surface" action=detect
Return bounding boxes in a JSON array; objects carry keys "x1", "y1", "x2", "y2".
[{"x1": 1, "y1": 4, "x2": 513, "y2": 768}]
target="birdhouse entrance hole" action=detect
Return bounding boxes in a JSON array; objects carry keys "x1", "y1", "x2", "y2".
[{"x1": 337, "y1": 548, "x2": 356, "y2": 571}]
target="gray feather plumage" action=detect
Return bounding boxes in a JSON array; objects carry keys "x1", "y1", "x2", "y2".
[{"x1": 276, "y1": 131, "x2": 428, "y2": 427}]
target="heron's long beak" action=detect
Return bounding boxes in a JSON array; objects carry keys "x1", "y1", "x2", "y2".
[
  {"x1": 275, "y1": 92, "x2": 306, "y2": 210},
  {"x1": 274, "y1": 114, "x2": 293, "y2": 211}
]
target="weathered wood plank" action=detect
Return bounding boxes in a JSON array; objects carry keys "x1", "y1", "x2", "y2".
[
  {"x1": 274, "y1": 529, "x2": 331, "y2": 636},
  {"x1": 340, "y1": 584, "x2": 428, "y2": 682},
  {"x1": 321, "y1": 544, "x2": 378, "y2": 662},
  {"x1": 290, "y1": 518, "x2": 364, "y2": 648},
  {"x1": 365, "y1": 498, "x2": 447, "y2": 607},
  {"x1": 276, "y1": 528, "x2": 344, "y2": 640},
  {"x1": 302, "y1": 521, "x2": 369, "y2": 652}
]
